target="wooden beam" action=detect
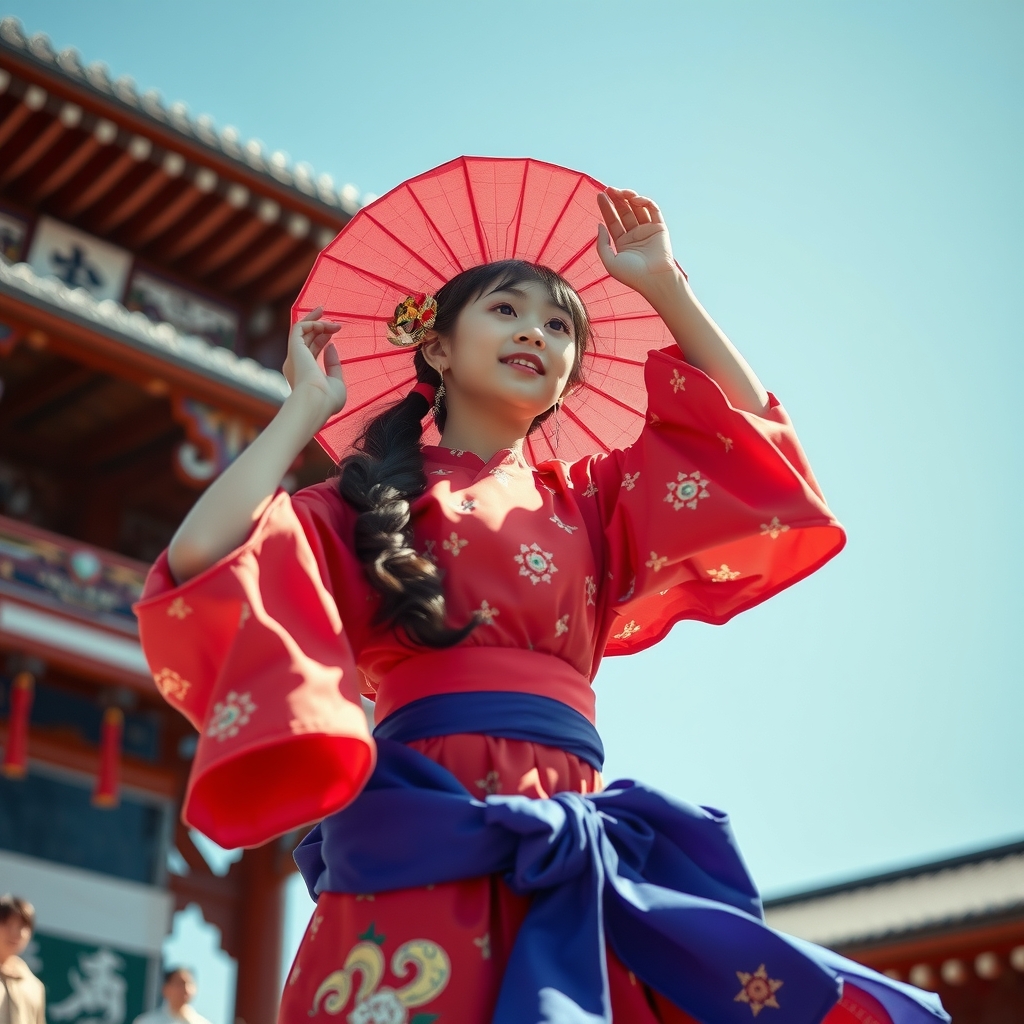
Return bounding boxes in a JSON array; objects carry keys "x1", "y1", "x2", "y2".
[
  {"x1": 0, "y1": 117, "x2": 66, "y2": 186},
  {"x1": 217, "y1": 232, "x2": 304, "y2": 292},
  {"x1": 0, "y1": 362, "x2": 100, "y2": 430},
  {"x1": 30, "y1": 133, "x2": 101, "y2": 202},
  {"x1": 190, "y1": 216, "x2": 273, "y2": 279},
  {"x1": 125, "y1": 181, "x2": 205, "y2": 249},
  {"x1": 62, "y1": 149, "x2": 136, "y2": 218},
  {"x1": 0, "y1": 293, "x2": 281, "y2": 422},
  {"x1": 0, "y1": 721, "x2": 177, "y2": 798},
  {"x1": 71, "y1": 401, "x2": 177, "y2": 473},
  {"x1": 0, "y1": 101, "x2": 34, "y2": 150},
  {"x1": 249, "y1": 247, "x2": 317, "y2": 304},
  {"x1": 91, "y1": 166, "x2": 173, "y2": 235},
  {"x1": 159, "y1": 198, "x2": 238, "y2": 264}
]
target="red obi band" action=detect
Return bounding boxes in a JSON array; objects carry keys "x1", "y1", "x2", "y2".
[{"x1": 373, "y1": 647, "x2": 596, "y2": 724}]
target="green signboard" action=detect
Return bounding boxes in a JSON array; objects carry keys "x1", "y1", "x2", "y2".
[{"x1": 24, "y1": 931, "x2": 151, "y2": 1024}]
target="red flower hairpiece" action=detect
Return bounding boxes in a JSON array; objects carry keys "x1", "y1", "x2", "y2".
[{"x1": 386, "y1": 292, "x2": 438, "y2": 347}]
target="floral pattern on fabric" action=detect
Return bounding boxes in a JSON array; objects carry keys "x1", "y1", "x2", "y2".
[
  {"x1": 515, "y1": 543, "x2": 558, "y2": 585},
  {"x1": 207, "y1": 691, "x2": 256, "y2": 741}
]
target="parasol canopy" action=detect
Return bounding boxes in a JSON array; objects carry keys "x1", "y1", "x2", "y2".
[{"x1": 292, "y1": 156, "x2": 674, "y2": 464}]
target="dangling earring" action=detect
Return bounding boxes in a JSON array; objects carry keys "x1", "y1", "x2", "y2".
[
  {"x1": 433, "y1": 377, "x2": 446, "y2": 419},
  {"x1": 552, "y1": 400, "x2": 562, "y2": 451}
]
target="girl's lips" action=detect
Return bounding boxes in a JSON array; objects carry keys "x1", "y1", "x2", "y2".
[{"x1": 500, "y1": 355, "x2": 545, "y2": 375}]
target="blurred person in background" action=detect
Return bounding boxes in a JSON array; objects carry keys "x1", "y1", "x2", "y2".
[
  {"x1": 133, "y1": 967, "x2": 210, "y2": 1024},
  {"x1": 0, "y1": 894, "x2": 45, "y2": 1024}
]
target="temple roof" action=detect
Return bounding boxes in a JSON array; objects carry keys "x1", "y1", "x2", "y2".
[
  {"x1": 0, "y1": 16, "x2": 371, "y2": 216},
  {"x1": 764, "y1": 838, "x2": 1024, "y2": 948}
]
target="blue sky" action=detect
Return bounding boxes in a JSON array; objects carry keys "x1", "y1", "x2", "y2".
[{"x1": 7, "y1": 0, "x2": 1022, "y2": 1018}]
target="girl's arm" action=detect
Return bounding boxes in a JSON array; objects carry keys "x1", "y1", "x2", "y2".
[
  {"x1": 597, "y1": 188, "x2": 770, "y2": 416},
  {"x1": 167, "y1": 308, "x2": 345, "y2": 583}
]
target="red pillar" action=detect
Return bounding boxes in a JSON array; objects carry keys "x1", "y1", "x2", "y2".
[{"x1": 233, "y1": 843, "x2": 287, "y2": 1024}]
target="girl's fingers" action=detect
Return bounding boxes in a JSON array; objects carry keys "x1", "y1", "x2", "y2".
[
  {"x1": 609, "y1": 189, "x2": 640, "y2": 231},
  {"x1": 299, "y1": 305, "x2": 323, "y2": 323},
  {"x1": 595, "y1": 222, "x2": 616, "y2": 269},
  {"x1": 631, "y1": 195, "x2": 664, "y2": 225},
  {"x1": 323, "y1": 342, "x2": 344, "y2": 380},
  {"x1": 597, "y1": 191, "x2": 627, "y2": 241}
]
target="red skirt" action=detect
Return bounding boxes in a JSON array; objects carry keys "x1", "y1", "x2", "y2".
[{"x1": 279, "y1": 735, "x2": 890, "y2": 1024}]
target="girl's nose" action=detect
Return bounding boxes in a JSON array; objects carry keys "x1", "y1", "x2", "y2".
[{"x1": 516, "y1": 326, "x2": 545, "y2": 347}]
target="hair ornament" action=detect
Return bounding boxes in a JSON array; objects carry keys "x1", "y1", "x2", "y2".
[{"x1": 386, "y1": 292, "x2": 438, "y2": 347}]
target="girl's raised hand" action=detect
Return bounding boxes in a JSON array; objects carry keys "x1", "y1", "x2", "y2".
[
  {"x1": 282, "y1": 306, "x2": 347, "y2": 424},
  {"x1": 596, "y1": 188, "x2": 678, "y2": 297}
]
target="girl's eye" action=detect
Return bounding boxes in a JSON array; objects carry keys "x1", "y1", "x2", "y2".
[
  {"x1": 548, "y1": 318, "x2": 570, "y2": 334},
  {"x1": 495, "y1": 303, "x2": 515, "y2": 316}
]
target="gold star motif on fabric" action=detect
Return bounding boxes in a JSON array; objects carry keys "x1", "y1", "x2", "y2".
[
  {"x1": 613, "y1": 620, "x2": 640, "y2": 640},
  {"x1": 646, "y1": 552, "x2": 668, "y2": 572},
  {"x1": 707, "y1": 564, "x2": 741, "y2": 582},
  {"x1": 670, "y1": 369, "x2": 687, "y2": 393},
  {"x1": 734, "y1": 964, "x2": 783, "y2": 1017},
  {"x1": 760, "y1": 517, "x2": 790, "y2": 540},
  {"x1": 442, "y1": 532, "x2": 468, "y2": 556},
  {"x1": 717, "y1": 432, "x2": 734, "y2": 452}
]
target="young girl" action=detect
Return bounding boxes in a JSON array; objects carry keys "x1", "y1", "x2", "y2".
[{"x1": 137, "y1": 159, "x2": 946, "y2": 1024}]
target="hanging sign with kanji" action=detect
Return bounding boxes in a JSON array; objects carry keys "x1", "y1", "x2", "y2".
[{"x1": 26, "y1": 216, "x2": 132, "y2": 302}]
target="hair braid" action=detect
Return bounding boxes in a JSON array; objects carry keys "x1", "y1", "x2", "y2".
[{"x1": 338, "y1": 353, "x2": 474, "y2": 647}]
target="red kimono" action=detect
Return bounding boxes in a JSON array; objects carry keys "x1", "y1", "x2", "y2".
[{"x1": 137, "y1": 347, "x2": 846, "y2": 1023}]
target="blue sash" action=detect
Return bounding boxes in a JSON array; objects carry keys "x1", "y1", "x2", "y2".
[
  {"x1": 295, "y1": 738, "x2": 948, "y2": 1024},
  {"x1": 373, "y1": 690, "x2": 605, "y2": 770}
]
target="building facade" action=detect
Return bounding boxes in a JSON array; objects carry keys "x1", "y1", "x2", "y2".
[{"x1": 0, "y1": 16, "x2": 358, "y2": 1024}]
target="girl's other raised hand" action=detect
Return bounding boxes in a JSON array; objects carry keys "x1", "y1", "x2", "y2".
[
  {"x1": 282, "y1": 306, "x2": 347, "y2": 425},
  {"x1": 596, "y1": 188, "x2": 679, "y2": 298}
]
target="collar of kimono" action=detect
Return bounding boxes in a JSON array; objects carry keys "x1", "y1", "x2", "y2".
[{"x1": 293, "y1": 740, "x2": 943, "y2": 1024}]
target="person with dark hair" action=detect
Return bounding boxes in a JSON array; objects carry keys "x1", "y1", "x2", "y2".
[
  {"x1": 0, "y1": 894, "x2": 45, "y2": 1024},
  {"x1": 132, "y1": 967, "x2": 210, "y2": 1024},
  {"x1": 136, "y1": 159, "x2": 946, "y2": 1024}
]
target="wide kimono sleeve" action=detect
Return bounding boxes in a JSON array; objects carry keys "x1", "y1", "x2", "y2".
[
  {"x1": 133, "y1": 484, "x2": 375, "y2": 848},
  {"x1": 573, "y1": 346, "x2": 846, "y2": 656}
]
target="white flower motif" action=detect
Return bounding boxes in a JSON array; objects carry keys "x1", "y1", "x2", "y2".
[
  {"x1": 459, "y1": 498, "x2": 477, "y2": 512},
  {"x1": 670, "y1": 369, "x2": 687, "y2": 393},
  {"x1": 550, "y1": 513, "x2": 578, "y2": 534},
  {"x1": 474, "y1": 933, "x2": 492, "y2": 960},
  {"x1": 476, "y1": 770, "x2": 501, "y2": 795},
  {"x1": 585, "y1": 576, "x2": 597, "y2": 606},
  {"x1": 449, "y1": 448, "x2": 466, "y2": 457},
  {"x1": 621, "y1": 471, "x2": 640, "y2": 491},
  {"x1": 347, "y1": 988, "x2": 407, "y2": 1024},
  {"x1": 665, "y1": 470, "x2": 710, "y2": 511},
  {"x1": 475, "y1": 600, "x2": 499, "y2": 625},
  {"x1": 613, "y1": 620, "x2": 641, "y2": 640},
  {"x1": 442, "y1": 532, "x2": 468, "y2": 556},
  {"x1": 707, "y1": 564, "x2": 741, "y2": 582},
  {"x1": 717, "y1": 432, "x2": 734, "y2": 452},
  {"x1": 207, "y1": 691, "x2": 256, "y2": 742},
  {"x1": 646, "y1": 552, "x2": 668, "y2": 572},
  {"x1": 490, "y1": 467, "x2": 511, "y2": 486},
  {"x1": 582, "y1": 481, "x2": 598, "y2": 497},
  {"x1": 515, "y1": 542, "x2": 558, "y2": 584},
  {"x1": 167, "y1": 597, "x2": 192, "y2": 620},
  {"x1": 423, "y1": 539, "x2": 437, "y2": 560},
  {"x1": 431, "y1": 468, "x2": 453, "y2": 475},
  {"x1": 761, "y1": 516, "x2": 790, "y2": 540},
  {"x1": 555, "y1": 614, "x2": 570, "y2": 636},
  {"x1": 154, "y1": 668, "x2": 190, "y2": 703}
]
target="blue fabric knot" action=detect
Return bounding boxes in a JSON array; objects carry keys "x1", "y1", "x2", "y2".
[{"x1": 296, "y1": 740, "x2": 948, "y2": 1024}]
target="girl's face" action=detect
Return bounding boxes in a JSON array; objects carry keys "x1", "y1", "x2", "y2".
[
  {"x1": 431, "y1": 279, "x2": 578, "y2": 423},
  {"x1": 0, "y1": 915, "x2": 31, "y2": 960}
]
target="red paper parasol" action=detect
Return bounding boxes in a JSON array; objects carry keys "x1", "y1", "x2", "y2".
[{"x1": 293, "y1": 156, "x2": 674, "y2": 464}]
